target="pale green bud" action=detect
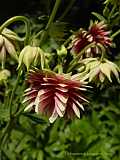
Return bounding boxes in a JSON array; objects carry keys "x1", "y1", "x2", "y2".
[
  {"x1": 2, "y1": 28, "x2": 22, "y2": 41},
  {"x1": 0, "y1": 35, "x2": 18, "y2": 65},
  {"x1": 0, "y1": 46, "x2": 6, "y2": 63},
  {"x1": 57, "y1": 45, "x2": 67, "y2": 58},
  {"x1": 0, "y1": 35, "x2": 4, "y2": 47},
  {"x1": 18, "y1": 45, "x2": 41, "y2": 70},
  {"x1": 4, "y1": 37, "x2": 18, "y2": 60},
  {"x1": 0, "y1": 69, "x2": 11, "y2": 84}
]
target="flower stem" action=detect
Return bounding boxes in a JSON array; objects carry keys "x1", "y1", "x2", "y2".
[
  {"x1": 9, "y1": 68, "x2": 22, "y2": 118},
  {"x1": 97, "y1": 43, "x2": 106, "y2": 62},
  {"x1": 59, "y1": 0, "x2": 76, "y2": 21},
  {"x1": 0, "y1": 16, "x2": 30, "y2": 45},
  {"x1": 67, "y1": 42, "x2": 95, "y2": 73},
  {"x1": 39, "y1": 0, "x2": 61, "y2": 46}
]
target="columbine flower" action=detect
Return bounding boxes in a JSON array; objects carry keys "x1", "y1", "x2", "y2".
[
  {"x1": 68, "y1": 28, "x2": 93, "y2": 54},
  {"x1": 23, "y1": 69, "x2": 89, "y2": 123},
  {"x1": 69, "y1": 21, "x2": 112, "y2": 57},
  {"x1": 79, "y1": 58, "x2": 120, "y2": 85},
  {"x1": 88, "y1": 21, "x2": 112, "y2": 48}
]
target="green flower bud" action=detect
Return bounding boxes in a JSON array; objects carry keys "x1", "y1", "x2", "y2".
[
  {"x1": 0, "y1": 35, "x2": 4, "y2": 47},
  {"x1": 0, "y1": 69, "x2": 11, "y2": 84},
  {"x1": 4, "y1": 36, "x2": 18, "y2": 60},
  {"x1": 18, "y1": 45, "x2": 42, "y2": 70},
  {"x1": 2, "y1": 28, "x2": 22, "y2": 41},
  {"x1": 0, "y1": 46, "x2": 6, "y2": 63},
  {"x1": 0, "y1": 35, "x2": 18, "y2": 65},
  {"x1": 57, "y1": 45, "x2": 67, "y2": 58}
]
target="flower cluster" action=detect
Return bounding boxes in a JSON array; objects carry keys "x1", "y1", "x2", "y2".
[{"x1": 23, "y1": 69, "x2": 88, "y2": 123}]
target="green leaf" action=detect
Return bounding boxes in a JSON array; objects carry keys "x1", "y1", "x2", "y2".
[
  {"x1": 22, "y1": 113, "x2": 46, "y2": 124},
  {"x1": 92, "y1": 12, "x2": 107, "y2": 22}
]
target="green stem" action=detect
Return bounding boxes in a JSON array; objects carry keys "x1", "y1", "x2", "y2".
[
  {"x1": 0, "y1": 68, "x2": 22, "y2": 147},
  {"x1": 111, "y1": 29, "x2": 120, "y2": 39},
  {"x1": 59, "y1": 0, "x2": 76, "y2": 21},
  {"x1": 9, "y1": 68, "x2": 22, "y2": 118},
  {"x1": 63, "y1": 35, "x2": 72, "y2": 46},
  {"x1": 67, "y1": 42, "x2": 95, "y2": 73},
  {"x1": 39, "y1": 0, "x2": 61, "y2": 46},
  {"x1": 108, "y1": 4, "x2": 116, "y2": 21},
  {"x1": 0, "y1": 16, "x2": 30, "y2": 45},
  {"x1": 97, "y1": 43, "x2": 106, "y2": 62},
  {"x1": 0, "y1": 119, "x2": 12, "y2": 148}
]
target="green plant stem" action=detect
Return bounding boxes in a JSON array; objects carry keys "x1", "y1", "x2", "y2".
[
  {"x1": 67, "y1": 42, "x2": 95, "y2": 73},
  {"x1": 0, "y1": 118, "x2": 14, "y2": 148},
  {"x1": 0, "y1": 16, "x2": 30, "y2": 45},
  {"x1": 59, "y1": 0, "x2": 76, "y2": 21},
  {"x1": 0, "y1": 68, "x2": 22, "y2": 148},
  {"x1": 9, "y1": 68, "x2": 22, "y2": 118},
  {"x1": 97, "y1": 43, "x2": 106, "y2": 62},
  {"x1": 39, "y1": 0, "x2": 61, "y2": 46},
  {"x1": 63, "y1": 35, "x2": 72, "y2": 46},
  {"x1": 111, "y1": 29, "x2": 120, "y2": 39}
]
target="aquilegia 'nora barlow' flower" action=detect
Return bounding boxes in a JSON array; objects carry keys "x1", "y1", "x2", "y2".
[
  {"x1": 69, "y1": 21, "x2": 112, "y2": 57},
  {"x1": 23, "y1": 69, "x2": 89, "y2": 123},
  {"x1": 88, "y1": 21, "x2": 112, "y2": 47},
  {"x1": 69, "y1": 28, "x2": 93, "y2": 54}
]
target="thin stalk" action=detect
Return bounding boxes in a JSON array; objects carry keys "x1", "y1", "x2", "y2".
[
  {"x1": 97, "y1": 43, "x2": 106, "y2": 62},
  {"x1": 0, "y1": 120, "x2": 11, "y2": 147},
  {"x1": 67, "y1": 42, "x2": 95, "y2": 73},
  {"x1": 9, "y1": 68, "x2": 22, "y2": 118},
  {"x1": 0, "y1": 16, "x2": 30, "y2": 45},
  {"x1": 39, "y1": 0, "x2": 61, "y2": 46},
  {"x1": 111, "y1": 29, "x2": 120, "y2": 39},
  {"x1": 59, "y1": 0, "x2": 76, "y2": 21}
]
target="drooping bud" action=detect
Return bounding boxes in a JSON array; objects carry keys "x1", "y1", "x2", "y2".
[
  {"x1": 18, "y1": 45, "x2": 43, "y2": 70},
  {"x1": 2, "y1": 28, "x2": 22, "y2": 41},
  {"x1": 0, "y1": 35, "x2": 18, "y2": 65},
  {"x1": 57, "y1": 45, "x2": 67, "y2": 58},
  {"x1": 0, "y1": 69, "x2": 11, "y2": 85}
]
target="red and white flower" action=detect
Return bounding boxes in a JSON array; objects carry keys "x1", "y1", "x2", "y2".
[
  {"x1": 23, "y1": 69, "x2": 89, "y2": 123},
  {"x1": 88, "y1": 21, "x2": 112, "y2": 47},
  {"x1": 69, "y1": 21, "x2": 112, "y2": 57}
]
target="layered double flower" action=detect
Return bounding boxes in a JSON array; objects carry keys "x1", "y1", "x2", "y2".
[
  {"x1": 23, "y1": 69, "x2": 89, "y2": 123},
  {"x1": 69, "y1": 21, "x2": 112, "y2": 57}
]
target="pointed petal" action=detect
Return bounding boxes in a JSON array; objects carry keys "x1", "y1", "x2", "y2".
[
  {"x1": 55, "y1": 92, "x2": 68, "y2": 104},
  {"x1": 55, "y1": 102, "x2": 64, "y2": 117},
  {"x1": 24, "y1": 102, "x2": 35, "y2": 111},
  {"x1": 72, "y1": 103, "x2": 80, "y2": 118},
  {"x1": 49, "y1": 109, "x2": 58, "y2": 123},
  {"x1": 100, "y1": 63, "x2": 112, "y2": 82},
  {"x1": 71, "y1": 97, "x2": 84, "y2": 111},
  {"x1": 54, "y1": 96, "x2": 66, "y2": 112}
]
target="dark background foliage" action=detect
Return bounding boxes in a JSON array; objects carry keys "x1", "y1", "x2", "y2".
[{"x1": 0, "y1": 0, "x2": 102, "y2": 26}]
